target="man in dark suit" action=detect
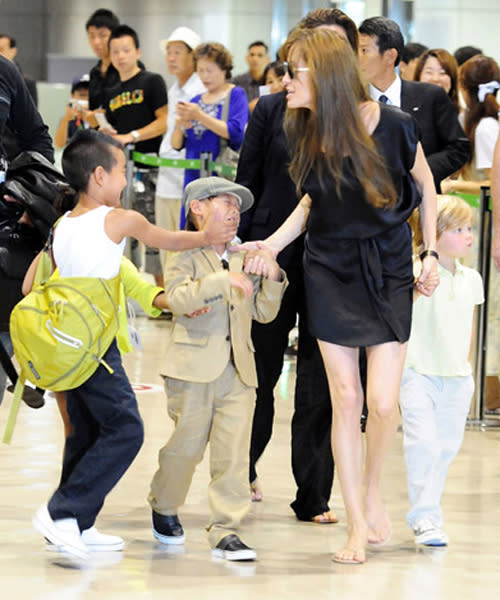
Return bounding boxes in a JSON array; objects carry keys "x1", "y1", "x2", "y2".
[{"x1": 358, "y1": 17, "x2": 470, "y2": 191}]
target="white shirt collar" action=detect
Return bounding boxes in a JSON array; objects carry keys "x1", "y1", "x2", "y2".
[{"x1": 369, "y1": 75, "x2": 402, "y2": 108}]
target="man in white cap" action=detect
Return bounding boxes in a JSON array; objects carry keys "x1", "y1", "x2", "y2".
[{"x1": 155, "y1": 26, "x2": 206, "y2": 267}]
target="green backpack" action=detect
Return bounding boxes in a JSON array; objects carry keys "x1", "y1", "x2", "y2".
[{"x1": 4, "y1": 239, "x2": 121, "y2": 443}]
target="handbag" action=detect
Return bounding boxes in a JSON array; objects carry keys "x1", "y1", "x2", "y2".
[
  {"x1": 0, "y1": 222, "x2": 44, "y2": 331},
  {"x1": 217, "y1": 90, "x2": 240, "y2": 181}
]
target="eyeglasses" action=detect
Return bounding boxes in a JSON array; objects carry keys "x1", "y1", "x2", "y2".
[{"x1": 283, "y1": 61, "x2": 310, "y2": 80}]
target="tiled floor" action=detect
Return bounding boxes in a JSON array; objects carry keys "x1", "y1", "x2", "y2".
[{"x1": 1, "y1": 316, "x2": 499, "y2": 599}]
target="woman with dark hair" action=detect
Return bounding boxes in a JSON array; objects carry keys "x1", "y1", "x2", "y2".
[
  {"x1": 236, "y1": 8, "x2": 359, "y2": 526},
  {"x1": 172, "y1": 42, "x2": 248, "y2": 201},
  {"x1": 238, "y1": 28, "x2": 438, "y2": 564},
  {"x1": 414, "y1": 48, "x2": 459, "y2": 111}
]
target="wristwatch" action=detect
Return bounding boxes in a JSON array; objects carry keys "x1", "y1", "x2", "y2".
[{"x1": 130, "y1": 130, "x2": 140, "y2": 141}]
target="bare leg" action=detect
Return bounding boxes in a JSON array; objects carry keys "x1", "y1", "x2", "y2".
[
  {"x1": 318, "y1": 341, "x2": 366, "y2": 564},
  {"x1": 364, "y1": 341, "x2": 407, "y2": 544}
]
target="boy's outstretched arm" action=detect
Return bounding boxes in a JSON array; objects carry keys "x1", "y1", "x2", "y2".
[{"x1": 106, "y1": 208, "x2": 237, "y2": 251}]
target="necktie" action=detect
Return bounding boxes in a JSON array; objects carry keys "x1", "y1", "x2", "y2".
[
  {"x1": 379, "y1": 94, "x2": 389, "y2": 104},
  {"x1": 221, "y1": 259, "x2": 229, "y2": 270}
]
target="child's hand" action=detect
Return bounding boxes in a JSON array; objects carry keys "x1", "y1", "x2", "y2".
[
  {"x1": 203, "y1": 211, "x2": 237, "y2": 246},
  {"x1": 229, "y1": 272, "x2": 253, "y2": 298},
  {"x1": 244, "y1": 244, "x2": 280, "y2": 280},
  {"x1": 185, "y1": 307, "x2": 211, "y2": 318}
]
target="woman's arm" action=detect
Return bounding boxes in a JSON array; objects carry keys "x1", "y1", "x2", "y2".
[
  {"x1": 177, "y1": 99, "x2": 228, "y2": 139},
  {"x1": 410, "y1": 143, "x2": 439, "y2": 296},
  {"x1": 441, "y1": 175, "x2": 490, "y2": 196}
]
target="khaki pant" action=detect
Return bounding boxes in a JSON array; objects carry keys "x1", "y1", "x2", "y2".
[
  {"x1": 148, "y1": 361, "x2": 255, "y2": 547},
  {"x1": 155, "y1": 194, "x2": 182, "y2": 271}
]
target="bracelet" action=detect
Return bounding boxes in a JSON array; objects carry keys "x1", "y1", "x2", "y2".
[{"x1": 419, "y1": 249, "x2": 439, "y2": 261}]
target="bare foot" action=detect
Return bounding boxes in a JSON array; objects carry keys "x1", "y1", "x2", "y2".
[
  {"x1": 366, "y1": 489, "x2": 392, "y2": 545},
  {"x1": 333, "y1": 527, "x2": 367, "y2": 564},
  {"x1": 312, "y1": 510, "x2": 339, "y2": 524}
]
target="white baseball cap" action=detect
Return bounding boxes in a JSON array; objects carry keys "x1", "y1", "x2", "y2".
[{"x1": 159, "y1": 27, "x2": 201, "y2": 54}]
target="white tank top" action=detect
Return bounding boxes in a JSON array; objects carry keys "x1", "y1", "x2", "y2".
[{"x1": 53, "y1": 205, "x2": 125, "y2": 278}]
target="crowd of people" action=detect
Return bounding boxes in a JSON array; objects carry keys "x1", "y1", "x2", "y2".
[{"x1": 0, "y1": 5, "x2": 499, "y2": 567}]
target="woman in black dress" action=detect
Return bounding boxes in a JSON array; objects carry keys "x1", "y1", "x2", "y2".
[{"x1": 238, "y1": 28, "x2": 439, "y2": 564}]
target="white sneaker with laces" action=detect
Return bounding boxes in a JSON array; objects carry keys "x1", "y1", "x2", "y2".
[{"x1": 413, "y1": 518, "x2": 449, "y2": 547}]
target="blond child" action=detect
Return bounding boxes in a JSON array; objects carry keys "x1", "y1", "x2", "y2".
[{"x1": 401, "y1": 195, "x2": 484, "y2": 546}]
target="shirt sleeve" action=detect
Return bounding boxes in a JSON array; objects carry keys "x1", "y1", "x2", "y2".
[
  {"x1": 470, "y1": 269, "x2": 485, "y2": 305},
  {"x1": 475, "y1": 118, "x2": 499, "y2": 170},
  {"x1": 0, "y1": 60, "x2": 54, "y2": 162},
  {"x1": 227, "y1": 86, "x2": 249, "y2": 150},
  {"x1": 148, "y1": 73, "x2": 168, "y2": 113}
]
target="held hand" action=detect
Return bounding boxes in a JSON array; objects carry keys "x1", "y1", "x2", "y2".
[
  {"x1": 415, "y1": 255, "x2": 440, "y2": 297},
  {"x1": 243, "y1": 243, "x2": 280, "y2": 280},
  {"x1": 203, "y1": 211, "x2": 237, "y2": 246},
  {"x1": 228, "y1": 272, "x2": 254, "y2": 298}
]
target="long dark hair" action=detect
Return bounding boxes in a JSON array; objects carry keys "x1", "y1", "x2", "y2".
[{"x1": 284, "y1": 28, "x2": 396, "y2": 208}]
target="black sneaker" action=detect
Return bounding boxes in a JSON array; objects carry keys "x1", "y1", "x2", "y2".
[
  {"x1": 152, "y1": 511, "x2": 185, "y2": 545},
  {"x1": 212, "y1": 534, "x2": 257, "y2": 561}
]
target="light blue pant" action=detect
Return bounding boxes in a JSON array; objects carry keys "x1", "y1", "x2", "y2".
[
  {"x1": 0, "y1": 331, "x2": 13, "y2": 406},
  {"x1": 399, "y1": 368, "x2": 473, "y2": 529}
]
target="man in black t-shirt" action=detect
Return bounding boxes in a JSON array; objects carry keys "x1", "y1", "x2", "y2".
[{"x1": 102, "y1": 25, "x2": 167, "y2": 285}]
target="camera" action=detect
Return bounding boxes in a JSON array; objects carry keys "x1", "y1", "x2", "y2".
[{"x1": 69, "y1": 99, "x2": 89, "y2": 110}]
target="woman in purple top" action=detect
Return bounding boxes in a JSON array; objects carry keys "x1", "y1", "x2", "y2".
[{"x1": 172, "y1": 42, "x2": 248, "y2": 223}]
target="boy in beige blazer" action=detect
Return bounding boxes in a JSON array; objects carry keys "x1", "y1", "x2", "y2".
[{"x1": 148, "y1": 177, "x2": 287, "y2": 561}]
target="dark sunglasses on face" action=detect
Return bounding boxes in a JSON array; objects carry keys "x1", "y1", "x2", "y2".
[{"x1": 283, "y1": 61, "x2": 310, "y2": 79}]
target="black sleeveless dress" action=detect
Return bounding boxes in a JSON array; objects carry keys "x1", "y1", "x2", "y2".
[{"x1": 303, "y1": 104, "x2": 421, "y2": 347}]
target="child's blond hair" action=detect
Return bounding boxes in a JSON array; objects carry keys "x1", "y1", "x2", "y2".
[{"x1": 409, "y1": 194, "x2": 473, "y2": 254}]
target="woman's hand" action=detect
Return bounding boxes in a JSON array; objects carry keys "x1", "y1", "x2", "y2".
[
  {"x1": 415, "y1": 255, "x2": 440, "y2": 297},
  {"x1": 230, "y1": 241, "x2": 279, "y2": 276},
  {"x1": 177, "y1": 101, "x2": 201, "y2": 122}
]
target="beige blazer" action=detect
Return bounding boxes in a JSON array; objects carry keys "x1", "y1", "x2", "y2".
[{"x1": 161, "y1": 246, "x2": 287, "y2": 386}]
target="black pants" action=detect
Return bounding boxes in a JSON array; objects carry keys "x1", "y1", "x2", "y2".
[
  {"x1": 48, "y1": 341, "x2": 144, "y2": 531},
  {"x1": 249, "y1": 261, "x2": 334, "y2": 520}
]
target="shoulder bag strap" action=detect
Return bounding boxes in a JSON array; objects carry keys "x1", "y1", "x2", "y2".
[{"x1": 219, "y1": 88, "x2": 232, "y2": 154}]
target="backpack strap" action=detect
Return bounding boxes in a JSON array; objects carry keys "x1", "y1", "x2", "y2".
[{"x1": 2, "y1": 376, "x2": 24, "y2": 444}]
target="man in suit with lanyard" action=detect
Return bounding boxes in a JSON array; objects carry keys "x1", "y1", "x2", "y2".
[{"x1": 358, "y1": 16, "x2": 470, "y2": 191}]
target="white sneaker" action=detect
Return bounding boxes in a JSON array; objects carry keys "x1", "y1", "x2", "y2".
[
  {"x1": 46, "y1": 526, "x2": 125, "y2": 553},
  {"x1": 413, "y1": 519, "x2": 449, "y2": 547},
  {"x1": 81, "y1": 527, "x2": 125, "y2": 552},
  {"x1": 33, "y1": 504, "x2": 89, "y2": 559}
]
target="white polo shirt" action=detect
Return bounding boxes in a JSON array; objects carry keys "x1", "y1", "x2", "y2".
[
  {"x1": 405, "y1": 260, "x2": 484, "y2": 376},
  {"x1": 156, "y1": 73, "x2": 206, "y2": 198}
]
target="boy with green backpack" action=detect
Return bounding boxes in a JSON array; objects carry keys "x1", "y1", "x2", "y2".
[{"x1": 21, "y1": 129, "x2": 236, "y2": 560}]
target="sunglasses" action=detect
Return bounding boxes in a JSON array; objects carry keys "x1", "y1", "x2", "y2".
[{"x1": 283, "y1": 61, "x2": 310, "y2": 79}]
